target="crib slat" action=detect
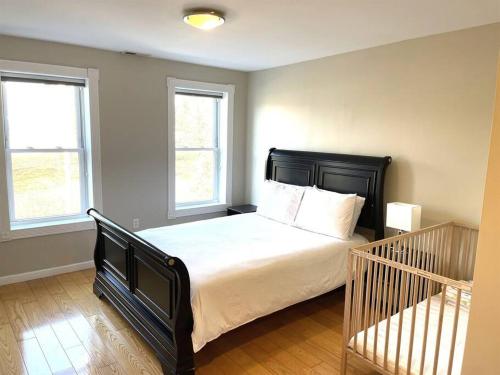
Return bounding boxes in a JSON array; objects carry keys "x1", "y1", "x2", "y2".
[
  {"x1": 373, "y1": 261, "x2": 384, "y2": 364},
  {"x1": 416, "y1": 233, "x2": 424, "y2": 303},
  {"x1": 444, "y1": 226, "x2": 453, "y2": 278},
  {"x1": 419, "y1": 281, "x2": 434, "y2": 375},
  {"x1": 406, "y1": 276, "x2": 421, "y2": 375},
  {"x1": 369, "y1": 258, "x2": 377, "y2": 327},
  {"x1": 392, "y1": 238, "x2": 404, "y2": 315},
  {"x1": 341, "y1": 251, "x2": 354, "y2": 373},
  {"x1": 357, "y1": 257, "x2": 366, "y2": 351},
  {"x1": 381, "y1": 242, "x2": 391, "y2": 320},
  {"x1": 370, "y1": 256, "x2": 380, "y2": 326},
  {"x1": 363, "y1": 258, "x2": 374, "y2": 357},
  {"x1": 352, "y1": 256, "x2": 362, "y2": 353},
  {"x1": 404, "y1": 238, "x2": 412, "y2": 309},
  {"x1": 409, "y1": 236, "x2": 418, "y2": 307},
  {"x1": 447, "y1": 289, "x2": 462, "y2": 375},
  {"x1": 459, "y1": 230, "x2": 471, "y2": 280},
  {"x1": 439, "y1": 227, "x2": 447, "y2": 276},
  {"x1": 432, "y1": 285, "x2": 448, "y2": 375},
  {"x1": 394, "y1": 271, "x2": 408, "y2": 374},
  {"x1": 422, "y1": 232, "x2": 430, "y2": 298},
  {"x1": 430, "y1": 230, "x2": 438, "y2": 293},
  {"x1": 384, "y1": 253, "x2": 397, "y2": 370}
]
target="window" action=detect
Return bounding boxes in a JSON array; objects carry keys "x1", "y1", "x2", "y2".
[
  {"x1": 167, "y1": 78, "x2": 234, "y2": 218},
  {"x1": 0, "y1": 60, "x2": 102, "y2": 240}
]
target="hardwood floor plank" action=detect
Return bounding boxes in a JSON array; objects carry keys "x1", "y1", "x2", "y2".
[
  {"x1": 219, "y1": 347, "x2": 273, "y2": 375},
  {"x1": 57, "y1": 274, "x2": 90, "y2": 300},
  {"x1": 0, "y1": 300, "x2": 10, "y2": 325},
  {"x1": 0, "y1": 282, "x2": 36, "y2": 304},
  {"x1": 96, "y1": 364, "x2": 127, "y2": 375},
  {"x1": 65, "y1": 271, "x2": 90, "y2": 286},
  {"x1": 52, "y1": 318, "x2": 82, "y2": 349},
  {"x1": 80, "y1": 269, "x2": 96, "y2": 284},
  {"x1": 65, "y1": 345, "x2": 93, "y2": 375},
  {"x1": 117, "y1": 326, "x2": 163, "y2": 373},
  {"x1": 312, "y1": 361, "x2": 338, "y2": 375},
  {"x1": 3, "y1": 300, "x2": 35, "y2": 341},
  {"x1": 87, "y1": 314, "x2": 161, "y2": 375},
  {"x1": 22, "y1": 301, "x2": 77, "y2": 375},
  {"x1": 241, "y1": 341, "x2": 294, "y2": 375},
  {"x1": 28, "y1": 282, "x2": 64, "y2": 321},
  {"x1": 41, "y1": 277, "x2": 65, "y2": 295},
  {"x1": 0, "y1": 324, "x2": 28, "y2": 375},
  {"x1": 53, "y1": 291, "x2": 82, "y2": 317},
  {"x1": 66, "y1": 313, "x2": 116, "y2": 368},
  {"x1": 18, "y1": 337, "x2": 52, "y2": 375},
  {"x1": 95, "y1": 300, "x2": 129, "y2": 330}
]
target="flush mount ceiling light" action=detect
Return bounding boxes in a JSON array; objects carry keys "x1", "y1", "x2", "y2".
[{"x1": 183, "y1": 9, "x2": 225, "y2": 30}]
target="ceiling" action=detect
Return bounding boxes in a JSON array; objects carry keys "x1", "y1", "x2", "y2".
[{"x1": 0, "y1": 0, "x2": 499, "y2": 71}]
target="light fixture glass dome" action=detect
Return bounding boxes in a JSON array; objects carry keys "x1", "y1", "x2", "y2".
[{"x1": 183, "y1": 10, "x2": 225, "y2": 30}]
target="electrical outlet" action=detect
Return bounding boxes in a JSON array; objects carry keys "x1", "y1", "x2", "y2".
[{"x1": 132, "y1": 218, "x2": 140, "y2": 229}]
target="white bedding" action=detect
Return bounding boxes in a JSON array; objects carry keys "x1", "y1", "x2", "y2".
[
  {"x1": 138, "y1": 213, "x2": 368, "y2": 352},
  {"x1": 349, "y1": 290, "x2": 470, "y2": 375}
]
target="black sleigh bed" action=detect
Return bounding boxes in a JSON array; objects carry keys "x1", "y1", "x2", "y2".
[{"x1": 88, "y1": 148, "x2": 391, "y2": 374}]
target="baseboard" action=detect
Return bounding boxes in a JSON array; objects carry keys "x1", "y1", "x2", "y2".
[{"x1": 0, "y1": 260, "x2": 94, "y2": 286}]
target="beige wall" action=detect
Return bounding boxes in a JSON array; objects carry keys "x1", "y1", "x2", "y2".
[
  {"x1": 246, "y1": 23, "x2": 500, "y2": 230},
  {"x1": 0, "y1": 35, "x2": 248, "y2": 277},
  {"x1": 462, "y1": 55, "x2": 500, "y2": 374}
]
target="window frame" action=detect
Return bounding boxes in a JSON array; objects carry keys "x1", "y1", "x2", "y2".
[
  {"x1": 0, "y1": 60, "x2": 102, "y2": 241},
  {"x1": 167, "y1": 78, "x2": 234, "y2": 219}
]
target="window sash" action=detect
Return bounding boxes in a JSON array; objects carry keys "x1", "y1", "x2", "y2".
[
  {"x1": 5, "y1": 148, "x2": 88, "y2": 223},
  {"x1": 1, "y1": 78, "x2": 89, "y2": 224},
  {"x1": 1, "y1": 83, "x2": 85, "y2": 150}
]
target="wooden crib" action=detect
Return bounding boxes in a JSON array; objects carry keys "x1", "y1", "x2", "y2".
[{"x1": 342, "y1": 222, "x2": 478, "y2": 375}]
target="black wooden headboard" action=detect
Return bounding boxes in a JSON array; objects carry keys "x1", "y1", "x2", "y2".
[{"x1": 265, "y1": 148, "x2": 392, "y2": 240}]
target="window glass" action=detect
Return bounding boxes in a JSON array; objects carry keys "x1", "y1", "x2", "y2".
[
  {"x1": 175, "y1": 150, "x2": 215, "y2": 204},
  {"x1": 10, "y1": 152, "x2": 82, "y2": 220},
  {"x1": 4, "y1": 81, "x2": 81, "y2": 149},
  {"x1": 175, "y1": 94, "x2": 217, "y2": 149}
]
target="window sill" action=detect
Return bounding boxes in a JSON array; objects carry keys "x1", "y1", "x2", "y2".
[
  {"x1": 1, "y1": 216, "x2": 95, "y2": 242},
  {"x1": 168, "y1": 202, "x2": 230, "y2": 219}
]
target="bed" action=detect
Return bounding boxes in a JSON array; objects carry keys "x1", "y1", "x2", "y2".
[{"x1": 88, "y1": 148, "x2": 391, "y2": 374}]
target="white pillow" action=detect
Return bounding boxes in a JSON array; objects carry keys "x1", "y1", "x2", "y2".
[
  {"x1": 294, "y1": 186, "x2": 357, "y2": 240},
  {"x1": 256, "y1": 180, "x2": 305, "y2": 224},
  {"x1": 349, "y1": 196, "x2": 366, "y2": 237}
]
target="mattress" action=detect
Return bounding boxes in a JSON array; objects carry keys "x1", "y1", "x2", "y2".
[
  {"x1": 137, "y1": 213, "x2": 368, "y2": 352},
  {"x1": 348, "y1": 288, "x2": 470, "y2": 375}
]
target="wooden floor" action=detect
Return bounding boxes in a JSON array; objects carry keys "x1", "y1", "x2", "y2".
[{"x1": 0, "y1": 269, "x2": 376, "y2": 375}]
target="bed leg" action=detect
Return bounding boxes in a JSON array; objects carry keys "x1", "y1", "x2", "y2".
[{"x1": 93, "y1": 283, "x2": 104, "y2": 299}]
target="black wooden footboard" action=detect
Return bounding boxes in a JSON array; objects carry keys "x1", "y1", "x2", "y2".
[{"x1": 88, "y1": 209, "x2": 194, "y2": 374}]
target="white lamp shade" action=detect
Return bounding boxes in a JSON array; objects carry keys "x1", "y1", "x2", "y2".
[{"x1": 386, "y1": 202, "x2": 422, "y2": 232}]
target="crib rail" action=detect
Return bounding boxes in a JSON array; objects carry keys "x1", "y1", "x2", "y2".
[{"x1": 342, "y1": 222, "x2": 478, "y2": 375}]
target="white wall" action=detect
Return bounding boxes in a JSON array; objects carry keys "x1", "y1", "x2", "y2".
[
  {"x1": 0, "y1": 35, "x2": 248, "y2": 277},
  {"x1": 246, "y1": 24, "x2": 500, "y2": 230}
]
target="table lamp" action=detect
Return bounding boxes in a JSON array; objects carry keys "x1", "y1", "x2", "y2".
[{"x1": 386, "y1": 202, "x2": 422, "y2": 235}]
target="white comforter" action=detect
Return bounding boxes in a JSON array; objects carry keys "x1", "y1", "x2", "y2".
[{"x1": 138, "y1": 213, "x2": 368, "y2": 352}]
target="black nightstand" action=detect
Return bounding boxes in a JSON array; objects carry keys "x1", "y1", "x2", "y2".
[{"x1": 227, "y1": 204, "x2": 257, "y2": 216}]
